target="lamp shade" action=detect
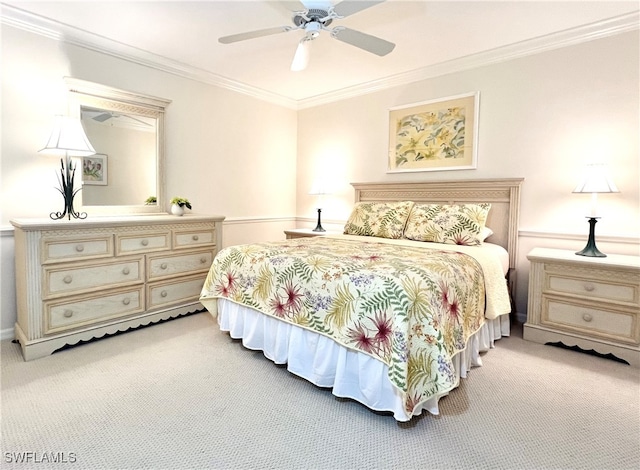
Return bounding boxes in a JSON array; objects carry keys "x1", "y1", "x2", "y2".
[
  {"x1": 309, "y1": 180, "x2": 330, "y2": 196},
  {"x1": 39, "y1": 115, "x2": 96, "y2": 157},
  {"x1": 572, "y1": 163, "x2": 619, "y2": 194}
]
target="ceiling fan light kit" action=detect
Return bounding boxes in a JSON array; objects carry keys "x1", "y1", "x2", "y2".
[
  {"x1": 218, "y1": 1, "x2": 395, "y2": 72},
  {"x1": 291, "y1": 39, "x2": 311, "y2": 71}
]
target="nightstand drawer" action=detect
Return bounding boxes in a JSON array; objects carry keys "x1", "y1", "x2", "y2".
[
  {"x1": 45, "y1": 287, "x2": 144, "y2": 334},
  {"x1": 44, "y1": 257, "x2": 144, "y2": 298},
  {"x1": 545, "y1": 264, "x2": 639, "y2": 306},
  {"x1": 542, "y1": 296, "x2": 636, "y2": 344}
]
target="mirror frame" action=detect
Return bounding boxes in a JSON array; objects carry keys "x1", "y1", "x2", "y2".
[{"x1": 65, "y1": 77, "x2": 171, "y2": 215}]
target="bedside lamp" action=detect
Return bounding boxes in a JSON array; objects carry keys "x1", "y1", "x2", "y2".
[
  {"x1": 572, "y1": 163, "x2": 619, "y2": 257},
  {"x1": 309, "y1": 181, "x2": 329, "y2": 232},
  {"x1": 39, "y1": 115, "x2": 96, "y2": 220}
]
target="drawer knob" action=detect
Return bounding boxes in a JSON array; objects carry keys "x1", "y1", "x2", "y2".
[
  {"x1": 200, "y1": 257, "x2": 207, "y2": 264},
  {"x1": 141, "y1": 239, "x2": 149, "y2": 246},
  {"x1": 63, "y1": 275, "x2": 73, "y2": 284},
  {"x1": 584, "y1": 283, "x2": 595, "y2": 292},
  {"x1": 160, "y1": 263, "x2": 168, "y2": 270},
  {"x1": 122, "y1": 298, "x2": 131, "y2": 306},
  {"x1": 75, "y1": 245, "x2": 84, "y2": 252},
  {"x1": 122, "y1": 267, "x2": 130, "y2": 275},
  {"x1": 192, "y1": 235, "x2": 199, "y2": 241},
  {"x1": 63, "y1": 310, "x2": 73, "y2": 318},
  {"x1": 582, "y1": 313, "x2": 593, "y2": 322},
  {"x1": 161, "y1": 290, "x2": 168, "y2": 298}
]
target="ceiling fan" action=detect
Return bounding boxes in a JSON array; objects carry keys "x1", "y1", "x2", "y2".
[
  {"x1": 218, "y1": 0, "x2": 395, "y2": 71},
  {"x1": 89, "y1": 112, "x2": 153, "y2": 127}
]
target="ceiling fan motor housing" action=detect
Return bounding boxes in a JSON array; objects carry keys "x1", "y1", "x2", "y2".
[{"x1": 293, "y1": 8, "x2": 333, "y2": 28}]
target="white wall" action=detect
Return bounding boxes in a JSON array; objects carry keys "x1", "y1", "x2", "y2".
[
  {"x1": 296, "y1": 31, "x2": 640, "y2": 316},
  {"x1": 0, "y1": 25, "x2": 298, "y2": 333},
  {"x1": 2, "y1": 23, "x2": 638, "y2": 336}
]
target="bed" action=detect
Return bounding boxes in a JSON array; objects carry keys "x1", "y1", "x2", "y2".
[{"x1": 200, "y1": 179, "x2": 523, "y2": 421}]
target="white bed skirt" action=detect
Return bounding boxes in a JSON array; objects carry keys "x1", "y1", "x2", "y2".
[{"x1": 215, "y1": 298, "x2": 510, "y2": 422}]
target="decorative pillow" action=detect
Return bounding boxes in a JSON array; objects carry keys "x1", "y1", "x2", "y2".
[
  {"x1": 480, "y1": 226, "x2": 494, "y2": 242},
  {"x1": 403, "y1": 203, "x2": 491, "y2": 246},
  {"x1": 343, "y1": 201, "x2": 415, "y2": 239}
]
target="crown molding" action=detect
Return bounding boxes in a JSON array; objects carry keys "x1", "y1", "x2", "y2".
[
  {"x1": 0, "y1": 3, "x2": 299, "y2": 110},
  {"x1": 2, "y1": 4, "x2": 638, "y2": 111},
  {"x1": 297, "y1": 11, "x2": 640, "y2": 109}
]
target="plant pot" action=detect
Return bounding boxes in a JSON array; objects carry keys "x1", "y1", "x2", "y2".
[{"x1": 171, "y1": 204, "x2": 184, "y2": 216}]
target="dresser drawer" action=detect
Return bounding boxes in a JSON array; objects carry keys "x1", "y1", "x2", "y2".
[
  {"x1": 44, "y1": 257, "x2": 144, "y2": 298},
  {"x1": 173, "y1": 228, "x2": 216, "y2": 249},
  {"x1": 116, "y1": 232, "x2": 170, "y2": 255},
  {"x1": 42, "y1": 235, "x2": 113, "y2": 264},
  {"x1": 147, "y1": 274, "x2": 206, "y2": 310},
  {"x1": 44, "y1": 287, "x2": 144, "y2": 334},
  {"x1": 544, "y1": 264, "x2": 639, "y2": 306},
  {"x1": 542, "y1": 296, "x2": 637, "y2": 344},
  {"x1": 147, "y1": 249, "x2": 214, "y2": 280}
]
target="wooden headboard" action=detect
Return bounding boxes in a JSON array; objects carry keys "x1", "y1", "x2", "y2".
[{"x1": 351, "y1": 179, "x2": 523, "y2": 271}]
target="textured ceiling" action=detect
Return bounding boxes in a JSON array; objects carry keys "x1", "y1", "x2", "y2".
[{"x1": 2, "y1": 1, "x2": 639, "y2": 106}]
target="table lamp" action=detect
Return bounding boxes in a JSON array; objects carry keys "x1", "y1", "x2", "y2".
[
  {"x1": 39, "y1": 115, "x2": 96, "y2": 220},
  {"x1": 309, "y1": 180, "x2": 329, "y2": 232},
  {"x1": 572, "y1": 163, "x2": 619, "y2": 257}
]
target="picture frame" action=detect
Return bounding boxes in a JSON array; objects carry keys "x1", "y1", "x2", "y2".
[
  {"x1": 388, "y1": 92, "x2": 479, "y2": 173},
  {"x1": 82, "y1": 153, "x2": 108, "y2": 186}
]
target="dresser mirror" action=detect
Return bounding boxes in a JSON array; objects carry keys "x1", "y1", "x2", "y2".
[{"x1": 65, "y1": 77, "x2": 171, "y2": 215}]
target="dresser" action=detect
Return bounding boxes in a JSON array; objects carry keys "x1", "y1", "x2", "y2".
[
  {"x1": 524, "y1": 247, "x2": 640, "y2": 366},
  {"x1": 11, "y1": 214, "x2": 224, "y2": 360}
]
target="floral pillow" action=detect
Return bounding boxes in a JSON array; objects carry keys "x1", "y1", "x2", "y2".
[
  {"x1": 403, "y1": 203, "x2": 491, "y2": 246},
  {"x1": 343, "y1": 201, "x2": 415, "y2": 239}
]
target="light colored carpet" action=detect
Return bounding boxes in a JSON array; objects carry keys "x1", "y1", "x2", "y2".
[{"x1": 1, "y1": 311, "x2": 638, "y2": 470}]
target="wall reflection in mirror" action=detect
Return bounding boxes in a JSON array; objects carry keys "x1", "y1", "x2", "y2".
[{"x1": 80, "y1": 106, "x2": 157, "y2": 206}]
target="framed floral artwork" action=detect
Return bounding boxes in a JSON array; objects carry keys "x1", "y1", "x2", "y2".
[
  {"x1": 82, "y1": 153, "x2": 108, "y2": 185},
  {"x1": 388, "y1": 92, "x2": 479, "y2": 173}
]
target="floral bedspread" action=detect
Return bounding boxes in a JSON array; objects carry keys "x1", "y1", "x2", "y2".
[{"x1": 200, "y1": 236, "x2": 487, "y2": 415}]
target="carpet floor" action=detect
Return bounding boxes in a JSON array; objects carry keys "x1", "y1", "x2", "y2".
[{"x1": 1, "y1": 311, "x2": 638, "y2": 470}]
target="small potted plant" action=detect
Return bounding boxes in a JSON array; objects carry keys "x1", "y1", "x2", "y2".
[
  {"x1": 144, "y1": 196, "x2": 157, "y2": 205},
  {"x1": 170, "y1": 197, "x2": 192, "y2": 216}
]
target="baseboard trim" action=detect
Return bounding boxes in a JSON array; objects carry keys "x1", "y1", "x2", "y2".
[{"x1": 1, "y1": 327, "x2": 15, "y2": 341}]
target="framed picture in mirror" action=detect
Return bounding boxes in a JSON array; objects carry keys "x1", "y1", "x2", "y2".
[{"x1": 82, "y1": 153, "x2": 108, "y2": 186}]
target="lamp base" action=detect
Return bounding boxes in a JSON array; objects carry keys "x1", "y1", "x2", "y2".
[
  {"x1": 313, "y1": 208, "x2": 325, "y2": 232},
  {"x1": 49, "y1": 156, "x2": 87, "y2": 221},
  {"x1": 576, "y1": 217, "x2": 606, "y2": 258}
]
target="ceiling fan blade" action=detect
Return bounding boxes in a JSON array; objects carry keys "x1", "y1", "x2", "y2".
[
  {"x1": 219, "y1": 26, "x2": 293, "y2": 44},
  {"x1": 282, "y1": 1, "x2": 308, "y2": 12},
  {"x1": 93, "y1": 113, "x2": 112, "y2": 122},
  {"x1": 331, "y1": 27, "x2": 395, "y2": 56},
  {"x1": 333, "y1": 0, "x2": 386, "y2": 18}
]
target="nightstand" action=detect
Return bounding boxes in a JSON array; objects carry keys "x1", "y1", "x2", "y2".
[
  {"x1": 524, "y1": 247, "x2": 640, "y2": 366},
  {"x1": 284, "y1": 229, "x2": 339, "y2": 239}
]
